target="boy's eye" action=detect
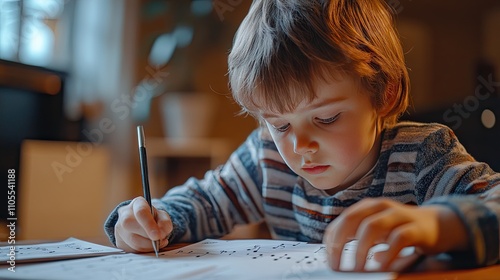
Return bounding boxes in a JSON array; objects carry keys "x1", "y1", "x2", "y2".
[
  {"x1": 273, "y1": 123, "x2": 290, "y2": 132},
  {"x1": 317, "y1": 113, "x2": 340, "y2": 124}
]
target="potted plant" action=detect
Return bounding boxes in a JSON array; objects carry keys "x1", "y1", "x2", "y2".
[{"x1": 134, "y1": 0, "x2": 222, "y2": 138}]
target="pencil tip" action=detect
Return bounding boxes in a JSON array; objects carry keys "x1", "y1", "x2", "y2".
[{"x1": 152, "y1": 240, "x2": 160, "y2": 258}]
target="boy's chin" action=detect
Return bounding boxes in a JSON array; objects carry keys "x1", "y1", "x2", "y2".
[
  {"x1": 303, "y1": 178, "x2": 343, "y2": 195},
  {"x1": 304, "y1": 178, "x2": 338, "y2": 193}
]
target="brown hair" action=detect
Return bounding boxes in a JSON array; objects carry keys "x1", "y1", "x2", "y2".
[{"x1": 228, "y1": 0, "x2": 409, "y2": 127}]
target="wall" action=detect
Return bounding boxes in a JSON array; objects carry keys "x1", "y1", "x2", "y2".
[
  {"x1": 396, "y1": 0, "x2": 500, "y2": 112},
  {"x1": 396, "y1": 0, "x2": 500, "y2": 170}
]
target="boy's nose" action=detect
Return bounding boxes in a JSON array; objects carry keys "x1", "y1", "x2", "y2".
[{"x1": 293, "y1": 132, "x2": 318, "y2": 155}]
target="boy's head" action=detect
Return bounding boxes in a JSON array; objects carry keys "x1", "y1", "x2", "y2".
[{"x1": 228, "y1": 0, "x2": 409, "y2": 128}]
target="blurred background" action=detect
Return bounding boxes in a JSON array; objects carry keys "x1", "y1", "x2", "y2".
[{"x1": 0, "y1": 0, "x2": 499, "y2": 242}]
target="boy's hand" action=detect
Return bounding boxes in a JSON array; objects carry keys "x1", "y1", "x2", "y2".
[
  {"x1": 114, "y1": 197, "x2": 173, "y2": 253},
  {"x1": 323, "y1": 198, "x2": 469, "y2": 272}
]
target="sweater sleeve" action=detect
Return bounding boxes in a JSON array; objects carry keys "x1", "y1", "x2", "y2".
[
  {"x1": 414, "y1": 124, "x2": 500, "y2": 200},
  {"x1": 104, "y1": 129, "x2": 265, "y2": 245},
  {"x1": 414, "y1": 124, "x2": 500, "y2": 266},
  {"x1": 425, "y1": 188, "x2": 500, "y2": 266}
]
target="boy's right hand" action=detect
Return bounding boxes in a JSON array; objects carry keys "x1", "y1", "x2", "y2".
[{"x1": 114, "y1": 197, "x2": 173, "y2": 253}]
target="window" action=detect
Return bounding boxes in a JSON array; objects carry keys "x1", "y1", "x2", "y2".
[{"x1": 0, "y1": 0, "x2": 71, "y2": 68}]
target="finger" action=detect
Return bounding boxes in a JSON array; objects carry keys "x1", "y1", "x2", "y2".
[
  {"x1": 379, "y1": 223, "x2": 417, "y2": 271},
  {"x1": 339, "y1": 198, "x2": 395, "y2": 241},
  {"x1": 115, "y1": 225, "x2": 135, "y2": 252},
  {"x1": 324, "y1": 216, "x2": 359, "y2": 271},
  {"x1": 354, "y1": 208, "x2": 407, "y2": 271},
  {"x1": 372, "y1": 250, "x2": 385, "y2": 263},
  {"x1": 159, "y1": 236, "x2": 170, "y2": 250},
  {"x1": 323, "y1": 221, "x2": 344, "y2": 271},
  {"x1": 115, "y1": 227, "x2": 156, "y2": 252},
  {"x1": 115, "y1": 200, "x2": 147, "y2": 237},
  {"x1": 117, "y1": 210, "x2": 149, "y2": 237},
  {"x1": 120, "y1": 201, "x2": 172, "y2": 250},
  {"x1": 156, "y1": 210, "x2": 173, "y2": 233},
  {"x1": 114, "y1": 198, "x2": 162, "y2": 252},
  {"x1": 156, "y1": 210, "x2": 174, "y2": 248},
  {"x1": 325, "y1": 198, "x2": 392, "y2": 271},
  {"x1": 132, "y1": 197, "x2": 161, "y2": 241}
]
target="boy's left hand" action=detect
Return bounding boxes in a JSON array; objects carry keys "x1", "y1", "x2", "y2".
[{"x1": 323, "y1": 198, "x2": 469, "y2": 272}]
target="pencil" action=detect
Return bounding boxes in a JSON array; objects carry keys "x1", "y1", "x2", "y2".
[{"x1": 137, "y1": 125, "x2": 160, "y2": 257}]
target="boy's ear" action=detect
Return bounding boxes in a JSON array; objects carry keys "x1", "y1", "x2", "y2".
[{"x1": 378, "y1": 82, "x2": 398, "y2": 117}]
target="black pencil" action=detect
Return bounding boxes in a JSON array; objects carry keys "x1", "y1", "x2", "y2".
[{"x1": 137, "y1": 125, "x2": 160, "y2": 257}]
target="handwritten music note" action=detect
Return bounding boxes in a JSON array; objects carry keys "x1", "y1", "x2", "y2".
[
  {"x1": 0, "y1": 239, "x2": 415, "y2": 280},
  {"x1": 0, "y1": 237, "x2": 123, "y2": 263}
]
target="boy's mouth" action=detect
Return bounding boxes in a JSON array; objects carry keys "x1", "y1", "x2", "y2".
[{"x1": 301, "y1": 165, "x2": 330, "y2": 175}]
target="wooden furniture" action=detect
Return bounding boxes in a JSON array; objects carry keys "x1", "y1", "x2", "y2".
[
  {"x1": 0, "y1": 60, "x2": 81, "y2": 223},
  {"x1": 397, "y1": 262, "x2": 500, "y2": 279},
  {"x1": 145, "y1": 137, "x2": 232, "y2": 197},
  {"x1": 18, "y1": 140, "x2": 110, "y2": 241}
]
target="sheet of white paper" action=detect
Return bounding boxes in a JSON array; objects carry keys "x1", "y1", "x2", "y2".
[
  {"x1": 0, "y1": 239, "x2": 398, "y2": 280},
  {"x1": 0, "y1": 237, "x2": 123, "y2": 263}
]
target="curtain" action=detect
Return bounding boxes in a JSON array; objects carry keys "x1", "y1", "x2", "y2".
[{"x1": 65, "y1": 0, "x2": 132, "y2": 121}]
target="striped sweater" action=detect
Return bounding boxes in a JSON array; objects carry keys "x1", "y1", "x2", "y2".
[{"x1": 104, "y1": 121, "x2": 500, "y2": 266}]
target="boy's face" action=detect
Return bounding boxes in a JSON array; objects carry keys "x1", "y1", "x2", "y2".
[{"x1": 260, "y1": 75, "x2": 381, "y2": 194}]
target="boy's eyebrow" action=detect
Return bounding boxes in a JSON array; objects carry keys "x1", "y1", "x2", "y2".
[
  {"x1": 261, "y1": 96, "x2": 347, "y2": 119},
  {"x1": 306, "y1": 96, "x2": 347, "y2": 110}
]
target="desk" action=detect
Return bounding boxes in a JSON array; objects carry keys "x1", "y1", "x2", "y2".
[
  {"x1": 396, "y1": 255, "x2": 500, "y2": 279},
  {"x1": 146, "y1": 137, "x2": 232, "y2": 197},
  {"x1": 398, "y1": 265, "x2": 500, "y2": 280}
]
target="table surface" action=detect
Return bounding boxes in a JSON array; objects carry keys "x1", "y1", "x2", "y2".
[{"x1": 395, "y1": 256, "x2": 500, "y2": 280}]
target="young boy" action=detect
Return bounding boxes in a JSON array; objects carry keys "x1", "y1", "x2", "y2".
[{"x1": 105, "y1": 0, "x2": 500, "y2": 272}]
